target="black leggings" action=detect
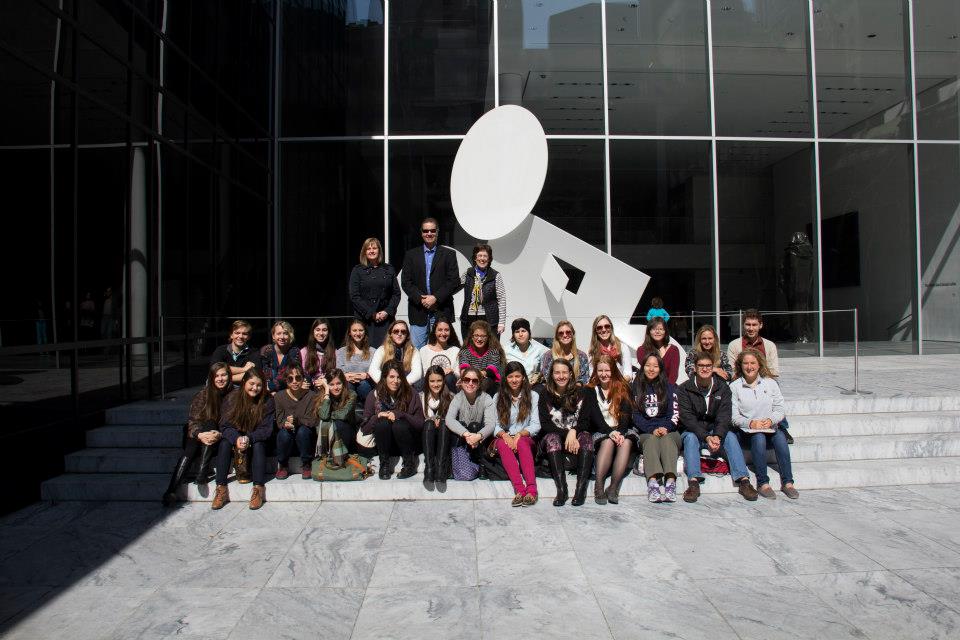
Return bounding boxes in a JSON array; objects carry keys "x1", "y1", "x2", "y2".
[
  {"x1": 372, "y1": 417, "x2": 421, "y2": 457},
  {"x1": 215, "y1": 438, "x2": 266, "y2": 486}
]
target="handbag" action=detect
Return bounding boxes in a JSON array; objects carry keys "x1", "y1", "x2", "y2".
[
  {"x1": 356, "y1": 429, "x2": 375, "y2": 449},
  {"x1": 312, "y1": 454, "x2": 373, "y2": 481},
  {"x1": 233, "y1": 447, "x2": 251, "y2": 484}
]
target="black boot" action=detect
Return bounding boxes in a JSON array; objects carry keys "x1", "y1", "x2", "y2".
[
  {"x1": 397, "y1": 454, "x2": 417, "y2": 479},
  {"x1": 436, "y1": 426, "x2": 453, "y2": 490},
  {"x1": 570, "y1": 448, "x2": 595, "y2": 507},
  {"x1": 162, "y1": 455, "x2": 192, "y2": 506},
  {"x1": 546, "y1": 450, "x2": 568, "y2": 507},
  {"x1": 377, "y1": 441, "x2": 393, "y2": 479},
  {"x1": 422, "y1": 426, "x2": 437, "y2": 483},
  {"x1": 194, "y1": 444, "x2": 215, "y2": 485}
]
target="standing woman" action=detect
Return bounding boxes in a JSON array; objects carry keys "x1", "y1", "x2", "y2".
[
  {"x1": 274, "y1": 364, "x2": 318, "y2": 481},
  {"x1": 420, "y1": 365, "x2": 455, "y2": 485},
  {"x1": 630, "y1": 353, "x2": 681, "y2": 503},
  {"x1": 683, "y1": 324, "x2": 733, "y2": 381},
  {"x1": 580, "y1": 356, "x2": 634, "y2": 505},
  {"x1": 162, "y1": 361, "x2": 231, "y2": 506},
  {"x1": 458, "y1": 319, "x2": 507, "y2": 396},
  {"x1": 301, "y1": 318, "x2": 337, "y2": 390},
  {"x1": 445, "y1": 366, "x2": 497, "y2": 481},
  {"x1": 494, "y1": 362, "x2": 541, "y2": 506},
  {"x1": 539, "y1": 359, "x2": 593, "y2": 506},
  {"x1": 459, "y1": 243, "x2": 507, "y2": 339},
  {"x1": 336, "y1": 320, "x2": 376, "y2": 402},
  {"x1": 419, "y1": 316, "x2": 461, "y2": 390},
  {"x1": 503, "y1": 318, "x2": 548, "y2": 384},
  {"x1": 259, "y1": 320, "x2": 302, "y2": 393},
  {"x1": 212, "y1": 369, "x2": 275, "y2": 510},
  {"x1": 315, "y1": 368, "x2": 358, "y2": 458},
  {"x1": 361, "y1": 361, "x2": 424, "y2": 479},
  {"x1": 349, "y1": 237, "x2": 400, "y2": 347},
  {"x1": 368, "y1": 319, "x2": 424, "y2": 387},
  {"x1": 639, "y1": 317, "x2": 680, "y2": 384},
  {"x1": 730, "y1": 350, "x2": 798, "y2": 499},
  {"x1": 587, "y1": 314, "x2": 633, "y2": 380},
  {"x1": 540, "y1": 320, "x2": 591, "y2": 386}
]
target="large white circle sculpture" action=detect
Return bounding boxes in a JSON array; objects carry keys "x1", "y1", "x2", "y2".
[{"x1": 450, "y1": 105, "x2": 548, "y2": 240}]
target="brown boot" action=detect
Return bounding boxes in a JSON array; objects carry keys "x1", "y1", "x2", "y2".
[
  {"x1": 211, "y1": 485, "x2": 230, "y2": 510},
  {"x1": 738, "y1": 478, "x2": 758, "y2": 501},
  {"x1": 683, "y1": 478, "x2": 701, "y2": 503},
  {"x1": 249, "y1": 484, "x2": 265, "y2": 510}
]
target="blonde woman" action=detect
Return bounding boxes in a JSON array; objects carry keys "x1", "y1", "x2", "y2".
[
  {"x1": 587, "y1": 314, "x2": 632, "y2": 380},
  {"x1": 349, "y1": 237, "x2": 400, "y2": 347},
  {"x1": 539, "y1": 320, "x2": 590, "y2": 385},
  {"x1": 368, "y1": 319, "x2": 423, "y2": 387},
  {"x1": 683, "y1": 324, "x2": 733, "y2": 381},
  {"x1": 258, "y1": 320, "x2": 301, "y2": 393}
]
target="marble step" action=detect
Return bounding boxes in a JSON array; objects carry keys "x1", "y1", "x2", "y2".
[
  {"x1": 65, "y1": 448, "x2": 184, "y2": 473},
  {"x1": 783, "y1": 432, "x2": 960, "y2": 463},
  {"x1": 105, "y1": 399, "x2": 191, "y2": 426},
  {"x1": 785, "y1": 411, "x2": 960, "y2": 437},
  {"x1": 40, "y1": 456, "x2": 960, "y2": 502},
  {"x1": 87, "y1": 425, "x2": 182, "y2": 448},
  {"x1": 784, "y1": 393, "x2": 960, "y2": 417}
]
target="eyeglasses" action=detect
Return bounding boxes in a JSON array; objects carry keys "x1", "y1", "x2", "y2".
[
  {"x1": 696, "y1": 363, "x2": 714, "y2": 369},
  {"x1": 421, "y1": 228, "x2": 438, "y2": 234},
  {"x1": 596, "y1": 324, "x2": 612, "y2": 330},
  {"x1": 391, "y1": 329, "x2": 408, "y2": 335},
  {"x1": 462, "y1": 377, "x2": 480, "y2": 385},
  {"x1": 286, "y1": 374, "x2": 303, "y2": 382},
  {"x1": 472, "y1": 334, "x2": 487, "y2": 340},
  {"x1": 557, "y1": 330, "x2": 573, "y2": 337}
]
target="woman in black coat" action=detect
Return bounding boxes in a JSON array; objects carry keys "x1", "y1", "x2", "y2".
[{"x1": 349, "y1": 237, "x2": 401, "y2": 347}]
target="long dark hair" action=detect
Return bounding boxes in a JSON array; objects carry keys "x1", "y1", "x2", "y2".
[
  {"x1": 423, "y1": 365, "x2": 454, "y2": 418},
  {"x1": 202, "y1": 361, "x2": 231, "y2": 423},
  {"x1": 226, "y1": 368, "x2": 269, "y2": 433},
  {"x1": 428, "y1": 315, "x2": 461, "y2": 348},
  {"x1": 544, "y1": 358, "x2": 581, "y2": 414},
  {"x1": 305, "y1": 318, "x2": 336, "y2": 378},
  {"x1": 375, "y1": 361, "x2": 412, "y2": 409},
  {"x1": 642, "y1": 317, "x2": 671, "y2": 353},
  {"x1": 497, "y1": 361, "x2": 532, "y2": 427},
  {"x1": 633, "y1": 352, "x2": 668, "y2": 412},
  {"x1": 326, "y1": 368, "x2": 352, "y2": 412}
]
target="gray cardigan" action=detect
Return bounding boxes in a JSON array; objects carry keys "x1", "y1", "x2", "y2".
[{"x1": 445, "y1": 391, "x2": 497, "y2": 438}]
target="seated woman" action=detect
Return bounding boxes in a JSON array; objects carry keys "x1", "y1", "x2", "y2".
[
  {"x1": 580, "y1": 355, "x2": 634, "y2": 505},
  {"x1": 493, "y1": 362, "x2": 541, "y2": 506},
  {"x1": 361, "y1": 361, "x2": 424, "y2": 479},
  {"x1": 503, "y1": 318, "x2": 548, "y2": 384},
  {"x1": 730, "y1": 349, "x2": 798, "y2": 499},
  {"x1": 419, "y1": 317, "x2": 461, "y2": 391},
  {"x1": 420, "y1": 365, "x2": 455, "y2": 486},
  {"x1": 587, "y1": 314, "x2": 633, "y2": 380},
  {"x1": 539, "y1": 359, "x2": 593, "y2": 506},
  {"x1": 630, "y1": 353, "x2": 681, "y2": 504},
  {"x1": 683, "y1": 324, "x2": 733, "y2": 381},
  {"x1": 457, "y1": 320, "x2": 506, "y2": 396},
  {"x1": 637, "y1": 317, "x2": 680, "y2": 384},
  {"x1": 162, "y1": 361, "x2": 231, "y2": 506},
  {"x1": 369, "y1": 319, "x2": 424, "y2": 387},
  {"x1": 540, "y1": 320, "x2": 591, "y2": 386},
  {"x1": 274, "y1": 364, "x2": 318, "y2": 480},
  {"x1": 259, "y1": 320, "x2": 302, "y2": 393},
  {"x1": 314, "y1": 368, "x2": 358, "y2": 460},
  {"x1": 336, "y1": 320, "x2": 376, "y2": 403},
  {"x1": 212, "y1": 369, "x2": 275, "y2": 510},
  {"x1": 301, "y1": 318, "x2": 336, "y2": 390},
  {"x1": 445, "y1": 366, "x2": 497, "y2": 480}
]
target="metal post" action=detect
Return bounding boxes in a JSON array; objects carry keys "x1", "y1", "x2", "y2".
[
  {"x1": 160, "y1": 314, "x2": 165, "y2": 399},
  {"x1": 842, "y1": 306, "x2": 872, "y2": 395}
]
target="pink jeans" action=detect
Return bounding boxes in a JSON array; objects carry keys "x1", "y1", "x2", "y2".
[{"x1": 495, "y1": 435, "x2": 538, "y2": 496}]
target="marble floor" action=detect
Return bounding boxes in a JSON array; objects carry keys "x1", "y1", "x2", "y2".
[{"x1": 2, "y1": 485, "x2": 960, "y2": 639}]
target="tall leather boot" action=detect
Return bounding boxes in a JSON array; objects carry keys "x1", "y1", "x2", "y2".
[
  {"x1": 397, "y1": 454, "x2": 417, "y2": 479},
  {"x1": 377, "y1": 440, "x2": 393, "y2": 480},
  {"x1": 546, "y1": 450, "x2": 569, "y2": 507},
  {"x1": 162, "y1": 454, "x2": 193, "y2": 506},
  {"x1": 194, "y1": 444, "x2": 215, "y2": 485},
  {"x1": 436, "y1": 426, "x2": 453, "y2": 490},
  {"x1": 571, "y1": 448, "x2": 595, "y2": 507},
  {"x1": 422, "y1": 426, "x2": 437, "y2": 482}
]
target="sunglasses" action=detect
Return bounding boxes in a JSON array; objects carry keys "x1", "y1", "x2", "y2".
[
  {"x1": 391, "y1": 329, "x2": 408, "y2": 335},
  {"x1": 596, "y1": 324, "x2": 612, "y2": 330},
  {"x1": 286, "y1": 374, "x2": 303, "y2": 382},
  {"x1": 696, "y1": 363, "x2": 714, "y2": 369},
  {"x1": 462, "y1": 377, "x2": 480, "y2": 385},
  {"x1": 421, "y1": 228, "x2": 438, "y2": 234},
  {"x1": 557, "y1": 330, "x2": 573, "y2": 337}
]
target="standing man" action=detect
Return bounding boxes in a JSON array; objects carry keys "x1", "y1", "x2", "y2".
[
  {"x1": 727, "y1": 309, "x2": 780, "y2": 377},
  {"x1": 401, "y1": 217, "x2": 460, "y2": 349}
]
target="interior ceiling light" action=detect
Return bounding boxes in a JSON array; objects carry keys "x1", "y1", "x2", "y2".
[{"x1": 867, "y1": 33, "x2": 877, "y2": 38}]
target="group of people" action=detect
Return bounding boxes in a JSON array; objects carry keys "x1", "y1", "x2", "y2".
[{"x1": 160, "y1": 216, "x2": 797, "y2": 509}]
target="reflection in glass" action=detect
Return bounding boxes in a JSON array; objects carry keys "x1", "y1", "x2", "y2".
[
  {"x1": 914, "y1": 0, "x2": 960, "y2": 140},
  {"x1": 813, "y1": 0, "x2": 911, "y2": 139},
  {"x1": 712, "y1": 0, "x2": 811, "y2": 137},
  {"x1": 918, "y1": 144, "x2": 960, "y2": 352},
  {"x1": 537, "y1": 140, "x2": 605, "y2": 250},
  {"x1": 390, "y1": 0, "x2": 494, "y2": 135},
  {"x1": 610, "y1": 141, "x2": 713, "y2": 335},
  {"x1": 499, "y1": 0, "x2": 604, "y2": 134},
  {"x1": 819, "y1": 142, "x2": 916, "y2": 351},
  {"x1": 606, "y1": 0, "x2": 709, "y2": 136},
  {"x1": 718, "y1": 142, "x2": 817, "y2": 351}
]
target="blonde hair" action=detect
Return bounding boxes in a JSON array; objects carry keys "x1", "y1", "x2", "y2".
[
  {"x1": 735, "y1": 348, "x2": 777, "y2": 380},
  {"x1": 270, "y1": 320, "x2": 295, "y2": 344},
  {"x1": 551, "y1": 320, "x2": 582, "y2": 382},
  {"x1": 359, "y1": 238, "x2": 383, "y2": 266},
  {"x1": 587, "y1": 314, "x2": 622, "y2": 364},
  {"x1": 383, "y1": 319, "x2": 415, "y2": 373},
  {"x1": 694, "y1": 324, "x2": 721, "y2": 364}
]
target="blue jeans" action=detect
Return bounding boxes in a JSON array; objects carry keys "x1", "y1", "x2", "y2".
[
  {"x1": 350, "y1": 379, "x2": 374, "y2": 404},
  {"x1": 276, "y1": 425, "x2": 316, "y2": 465},
  {"x1": 410, "y1": 315, "x2": 435, "y2": 349},
  {"x1": 681, "y1": 430, "x2": 749, "y2": 483},
  {"x1": 744, "y1": 428, "x2": 793, "y2": 486}
]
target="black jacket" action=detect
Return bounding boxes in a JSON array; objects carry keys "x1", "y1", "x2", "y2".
[
  {"x1": 460, "y1": 266, "x2": 502, "y2": 326},
  {"x1": 577, "y1": 386, "x2": 633, "y2": 436},
  {"x1": 349, "y1": 263, "x2": 401, "y2": 322},
  {"x1": 677, "y1": 375, "x2": 732, "y2": 442},
  {"x1": 401, "y1": 244, "x2": 459, "y2": 324}
]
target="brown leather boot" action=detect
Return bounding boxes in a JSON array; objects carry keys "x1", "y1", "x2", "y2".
[
  {"x1": 738, "y1": 478, "x2": 759, "y2": 501},
  {"x1": 249, "y1": 484, "x2": 265, "y2": 510},
  {"x1": 211, "y1": 485, "x2": 230, "y2": 510},
  {"x1": 683, "y1": 478, "x2": 701, "y2": 503}
]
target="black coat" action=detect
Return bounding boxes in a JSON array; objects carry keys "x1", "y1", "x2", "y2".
[
  {"x1": 460, "y1": 266, "x2": 502, "y2": 327},
  {"x1": 677, "y1": 375, "x2": 733, "y2": 442},
  {"x1": 400, "y1": 244, "x2": 460, "y2": 325},
  {"x1": 577, "y1": 386, "x2": 633, "y2": 436},
  {"x1": 349, "y1": 263, "x2": 401, "y2": 322}
]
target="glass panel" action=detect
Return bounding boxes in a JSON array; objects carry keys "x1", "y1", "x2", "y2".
[
  {"x1": 281, "y1": 141, "x2": 384, "y2": 318},
  {"x1": 498, "y1": 0, "x2": 604, "y2": 134},
  {"x1": 819, "y1": 142, "x2": 916, "y2": 352},
  {"x1": 0, "y1": 50, "x2": 52, "y2": 146},
  {"x1": 606, "y1": 0, "x2": 709, "y2": 136},
  {"x1": 537, "y1": 139, "x2": 606, "y2": 249},
  {"x1": 813, "y1": 0, "x2": 912, "y2": 140},
  {"x1": 914, "y1": 0, "x2": 960, "y2": 140},
  {"x1": 918, "y1": 144, "x2": 960, "y2": 352},
  {"x1": 389, "y1": 0, "x2": 494, "y2": 135},
  {"x1": 712, "y1": 0, "x2": 812, "y2": 138},
  {"x1": 282, "y1": 0, "x2": 385, "y2": 136},
  {"x1": 610, "y1": 140, "x2": 714, "y2": 336},
  {"x1": 718, "y1": 142, "x2": 818, "y2": 354}
]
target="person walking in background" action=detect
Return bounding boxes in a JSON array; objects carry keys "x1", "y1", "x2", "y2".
[
  {"x1": 401, "y1": 217, "x2": 460, "y2": 349},
  {"x1": 645, "y1": 297, "x2": 670, "y2": 323},
  {"x1": 459, "y1": 243, "x2": 507, "y2": 339},
  {"x1": 349, "y1": 238, "x2": 400, "y2": 347}
]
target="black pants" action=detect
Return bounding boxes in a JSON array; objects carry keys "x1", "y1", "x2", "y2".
[
  {"x1": 182, "y1": 436, "x2": 204, "y2": 459},
  {"x1": 372, "y1": 417, "x2": 421, "y2": 457},
  {"x1": 215, "y1": 438, "x2": 266, "y2": 486}
]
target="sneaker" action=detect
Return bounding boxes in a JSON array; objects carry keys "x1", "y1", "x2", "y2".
[
  {"x1": 758, "y1": 484, "x2": 777, "y2": 499},
  {"x1": 647, "y1": 481, "x2": 662, "y2": 503},
  {"x1": 683, "y1": 479, "x2": 700, "y2": 503},
  {"x1": 738, "y1": 478, "x2": 759, "y2": 501},
  {"x1": 664, "y1": 481, "x2": 677, "y2": 503},
  {"x1": 781, "y1": 484, "x2": 800, "y2": 499},
  {"x1": 511, "y1": 493, "x2": 524, "y2": 507},
  {"x1": 275, "y1": 467, "x2": 290, "y2": 480}
]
